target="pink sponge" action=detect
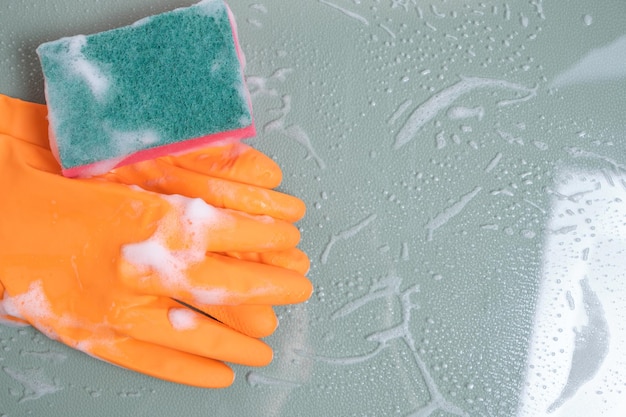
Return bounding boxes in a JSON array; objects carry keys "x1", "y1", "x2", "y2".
[{"x1": 36, "y1": 0, "x2": 255, "y2": 177}]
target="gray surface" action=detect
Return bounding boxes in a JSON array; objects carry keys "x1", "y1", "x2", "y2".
[{"x1": 1, "y1": 1, "x2": 625, "y2": 416}]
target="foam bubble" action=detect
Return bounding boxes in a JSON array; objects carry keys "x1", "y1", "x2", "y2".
[
  {"x1": 0, "y1": 282, "x2": 57, "y2": 339},
  {"x1": 122, "y1": 239, "x2": 188, "y2": 287},
  {"x1": 121, "y1": 194, "x2": 232, "y2": 304},
  {"x1": 190, "y1": 287, "x2": 233, "y2": 306},
  {"x1": 167, "y1": 308, "x2": 198, "y2": 331},
  {"x1": 107, "y1": 127, "x2": 160, "y2": 157},
  {"x1": 68, "y1": 154, "x2": 125, "y2": 178},
  {"x1": 179, "y1": 196, "x2": 222, "y2": 229},
  {"x1": 65, "y1": 35, "x2": 111, "y2": 101},
  {"x1": 194, "y1": 0, "x2": 225, "y2": 17}
]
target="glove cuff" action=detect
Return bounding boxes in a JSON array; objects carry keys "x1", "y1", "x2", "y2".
[{"x1": 0, "y1": 94, "x2": 50, "y2": 149}]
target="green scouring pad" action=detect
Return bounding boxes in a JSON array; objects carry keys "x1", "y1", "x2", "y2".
[{"x1": 37, "y1": 0, "x2": 255, "y2": 177}]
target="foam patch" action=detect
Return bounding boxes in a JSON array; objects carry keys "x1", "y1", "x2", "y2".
[
  {"x1": 120, "y1": 194, "x2": 234, "y2": 306},
  {"x1": 37, "y1": 0, "x2": 255, "y2": 177}
]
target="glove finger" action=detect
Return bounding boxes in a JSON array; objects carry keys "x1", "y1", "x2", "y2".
[
  {"x1": 117, "y1": 301, "x2": 273, "y2": 367},
  {"x1": 164, "y1": 142, "x2": 283, "y2": 188},
  {"x1": 109, "y1": 159, "x2": 305, "y2": 222},
  {"x1": 119, "y1": 253, "x2": 313, "y2": 307},
  {"x1": 202, "y1": 304, "x2": 278, "y2": 338},
  {"x1": 181, "y1": 253, "x2": 313, "y2": 306},
  {"x1": 139, "y1": 194, "x2": 302, "y2": 252},
  {"x1": 205, "y1": 209, "x2": 302, "y2": 252},
  {"x1": 85, "y1": 336, "x2": 235, "y2": 388},
  {"x1": 223, "y1": 247, "x2": 310, "y2": 275}
]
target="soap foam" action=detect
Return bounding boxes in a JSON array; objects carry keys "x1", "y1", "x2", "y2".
[
  {"x1": 0, "y1": 282, "x2": 58, "y2": 340},
  {"x1": 0, "y1": 301, "x2": 29, "y2": 327},
  {"x1": 194, "y1": 0, "x2": 226, "y2": 17},
  {"x1": 121, "y1": 194, "x2": 235, "y2": 305},
  {"x1": 65, "y1": 36, "x2": 111, "y2": 101},
  {"x1": 71, "y1": 156, "x2": 126, "y2": 178},
  {"x1": 188, "y1": 287, "x2": 233, "y2": 306},
  {"x1": 122, "y1": 239, "x2": 188, "y2": 285},
  {"x1": 106, "y1": 126, "x2": 161, "y2": 159},
  {"x1": 167, "y1": 307, "x2": 198, "y2": 331}
]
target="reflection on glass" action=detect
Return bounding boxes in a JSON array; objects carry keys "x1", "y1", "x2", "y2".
[{"x1": 518, "y1": 171, "x2": 626, "y2": 417}]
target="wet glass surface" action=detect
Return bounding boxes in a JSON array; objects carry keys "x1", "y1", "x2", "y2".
[{"x1": 1, "y1": 1, "x2": 625, "y2": 415}]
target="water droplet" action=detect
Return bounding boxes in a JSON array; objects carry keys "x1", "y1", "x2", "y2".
[
  {"x1": 118, "y1": 390, "x2": 141, "y2": 398},
  {"x1": 85, "y1": 387, "x2": 102, "y2": 398}
]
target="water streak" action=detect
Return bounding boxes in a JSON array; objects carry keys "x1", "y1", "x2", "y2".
[
  {"x1": 19, "y1": 349, "x2": 67, "y2": 363},
  {"x1": 318, "y1": 0, "x2": 369, "y2": 25},
  {"x1": 531, "y1": 0, "x2": 546, "y2": 19},
  {"x1": 484, "y1": 152, "x2": 503, "y2": 173},
  {"x1": 246, "y1": 371, "x2": 302, "y2": 388},
  {"x1": 394, "y1": 76, "x2": 537, "y2": 149},
  {"x1": 283, "y1": 124, "x2": 327, "y2": 170},
  {"x1": 379, "y1": 23, "x2": 396, "y2": 38},
  {"x1": 299, "y1": 274, "x2": 468, "y2": 417},
  {"x1": 425, "y1": 186, "x2": 482, "y2": 241},
  {"x1": 2, "y1": 366, "x2": 63, "y2": 402},
  {"x1": 497, "y1": 130, "x2": 524, "y2": 145},
  {"x1": 249, "y1": 69, "x2": 326, "y2": 169},
  {"x1": 321, "y1": 214, "x2": 377, "y2": 264},
  {"x1": 388, "y1": 99, "x2": 413, "y2": 124},
  {"x1": 446, "y1": 105, "x2": 484, "y2": 121},
  {"x1": 333, "y1": 274, "x2": 402, "y2": 319},
  {"x1": 265, "y1": 97, "x2": 325, "y2": 168},
  {"x1": 566, "y1": 147, "x2": 626, "y2": 173},
  {"x1": 547, "y1": 181, "x2": 600, "y2": 203},
  {"x1": 401, "y1": 242, "x2": 410, "y2": 261}
]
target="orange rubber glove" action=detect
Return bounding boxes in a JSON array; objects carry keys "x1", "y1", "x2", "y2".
[
  {"x1": 0, "y1": 94, "x2": 312, "y2": 387},
  {"x1": 0, "y1": 94, "x2": 311, "y2": 342}
]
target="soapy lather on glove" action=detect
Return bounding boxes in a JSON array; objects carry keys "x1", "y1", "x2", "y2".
[{"x1": 0, "y1": 94, "x2": 312, "y2": 388}]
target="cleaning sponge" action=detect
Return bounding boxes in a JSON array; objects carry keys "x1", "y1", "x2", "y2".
[{"x1": 37, "y1": 0, "x2": 255, "y2": 177}]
